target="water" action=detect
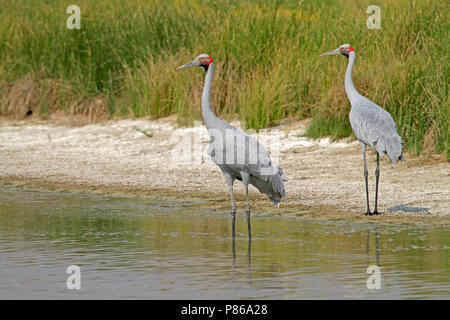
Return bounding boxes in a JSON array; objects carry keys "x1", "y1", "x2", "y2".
[{"x1": 0, "y1": 186, "x2": 448, "y2": 299}]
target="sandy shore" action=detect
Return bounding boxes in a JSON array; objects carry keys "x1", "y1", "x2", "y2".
[{"x1": 0, "y1": 117, "x2": 448, "y2": 225}]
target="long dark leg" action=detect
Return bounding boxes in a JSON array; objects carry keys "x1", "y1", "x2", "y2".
[
  {"x1": 244, "y1": 182, "x2": 251, "y2": 239},
  {"x1": 362, "y1": 145, "x2": 371, "y2": 215},
  {"x1": 373, "y1": 152, "x2": 380, "y2": 215},
  {"x1": 229, "y1": 186, "x2": 236, "y2": 237},
  {"x1": 240, "y1": 172, "x2": 251, "y2": 238},
  {"x1": 225, "y1": 174, "x2": 236, "y2": 237}
]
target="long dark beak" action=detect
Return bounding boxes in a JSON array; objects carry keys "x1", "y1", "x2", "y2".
[
  {"x1": 320, "y1": 48, "x2": 340, "y2": 57},
  {"x1": 176, "y1": 60, "x2": 200, "y2": 70}
]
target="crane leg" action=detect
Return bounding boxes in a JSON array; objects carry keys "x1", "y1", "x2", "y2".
[
  {"x1": 241, "y1": 172, "x2": 251, "y2": 238},
  {"x1": 361, "y1": 144, "x2": 371, "y2": 215},
  {"x1": 229, "y1": 186, "x2": 236, "y2": 237},
  {"x1": 373, "y1": 152, "x2": 380, "y2": 215}
]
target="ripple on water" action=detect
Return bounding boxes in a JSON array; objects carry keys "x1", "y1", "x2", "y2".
[{"x1": 0, "y1": 186, "x2": 449, "y2": 299}]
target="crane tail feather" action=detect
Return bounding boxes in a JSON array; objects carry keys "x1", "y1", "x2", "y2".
[
  {"x1": 249, "y1": 167, "x2": 287, "y2": 207},
  {"x1": 373, "y1": 132, "x2": 404, "y2": 166}
]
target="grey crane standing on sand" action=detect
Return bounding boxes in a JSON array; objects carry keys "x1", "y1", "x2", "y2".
[
  {"x1": 177, "y1": 54, "x2": 288, "y2": 237},
  {"x1": 320, "y1": 44, "x2": 405, "y2": 215}
]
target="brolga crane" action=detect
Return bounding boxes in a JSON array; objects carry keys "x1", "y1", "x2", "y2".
[
  {"x1": 320, "y1": 44, "x2": 404, "y2": 215},
  {"x1": 177, "y1": 54, "x2": 288, "y2": 237}
]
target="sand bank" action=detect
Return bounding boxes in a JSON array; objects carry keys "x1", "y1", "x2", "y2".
[{"x1": 0, "y1": 117, "x2": 448, "y2": 225}]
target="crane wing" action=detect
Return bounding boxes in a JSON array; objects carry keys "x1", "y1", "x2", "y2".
[
  {"x1": 207, "y1": 122, "x2": 287, "y2": 204},
  {"x1": 350, "y1": 98, "x2": 404, "y2": 164},
  {"x1": 208, "y1": 123, "x2": 278, "y2": 177}
]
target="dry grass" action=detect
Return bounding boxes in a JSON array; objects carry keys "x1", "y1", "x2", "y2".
[{"x1": 0, "y1": 75, "x2": 109, "y2": 121}]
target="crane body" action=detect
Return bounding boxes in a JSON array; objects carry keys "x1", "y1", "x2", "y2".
[
  {"x1": 321, "y1": 44, "x2": 404, "y2": 215},
  {"x1": 177, "y1": 54, "x2": 287, "y2": 236}
]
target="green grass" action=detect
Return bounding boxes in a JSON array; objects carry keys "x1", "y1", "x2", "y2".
[{"x1": 0, "y1": 0, "x2": 448, "y2": 157}]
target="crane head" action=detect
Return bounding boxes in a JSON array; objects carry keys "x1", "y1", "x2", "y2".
[
  {"x1": 176, "y1": 54, "x2": 213, "y2": 72},
  {"x1": 320, "y1": 44, "x2": 355, "y2": 59}
]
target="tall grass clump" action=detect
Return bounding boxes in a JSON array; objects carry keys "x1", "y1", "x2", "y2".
[{"x1": 0, "y1": 0, "x2": 448, "y2": 157}]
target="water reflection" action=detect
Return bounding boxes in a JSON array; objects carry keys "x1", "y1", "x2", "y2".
[
  {"x1": 231, "y1": 234, "x2": 251, "y2": 283},
  {"x1": 232, "y1": 233, "x2": 236, "y2": 273},
  {"x1": 366, "y1": 228, "x2": 380, "y2": 268},
  {"x1": 247, "y1": 236, "x2": 252, "y2": 283},
  {"x1": 0, "y1": 186, "x2": 449, "y2": 299}
]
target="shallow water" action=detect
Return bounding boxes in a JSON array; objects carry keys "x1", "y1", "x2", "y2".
[{"x1": 0, "y1": 186, "x2": 448, "y2": 299}]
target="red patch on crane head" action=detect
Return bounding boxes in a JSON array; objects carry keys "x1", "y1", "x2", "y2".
[
  {"x1": 348, "y1": 46, "x2": 355, "y2": 52},
  {"x1": 205, "y1": 56, "x2": 213, "y2": 65},
  {"x1": 200, "y1": 56, "x2": 213, "y2": 66}
]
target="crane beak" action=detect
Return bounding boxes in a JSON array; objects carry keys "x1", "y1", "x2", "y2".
[
  {"x1": 320, "y1": 48, "x2": 340, "y2": 57},
  {"x1": 176, "y1": 60, "x2": 200, "y2": 70}
]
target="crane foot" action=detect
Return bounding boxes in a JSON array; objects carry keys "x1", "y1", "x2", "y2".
[
  {"x1": 365, "y1": 210, "x2": 372, "y2": 216},
  {"x1": 373, "y1": 210, "x2": 381, "y2": 215}
]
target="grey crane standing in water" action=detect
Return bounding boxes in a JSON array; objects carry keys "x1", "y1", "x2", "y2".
[
  {"x1": 320, "y1": 44, "x2": 404, "y2": 215},
  {"x1": 177, "y1": 54, "x2": 288, "y2": 237}
]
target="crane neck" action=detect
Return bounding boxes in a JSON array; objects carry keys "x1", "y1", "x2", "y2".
[
  {"x1": 344, "y1": 51, "x2": 359, "y2": 102},
  {"x1": 202, "y1": 63, "x2": 219, "y2": 129}
]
